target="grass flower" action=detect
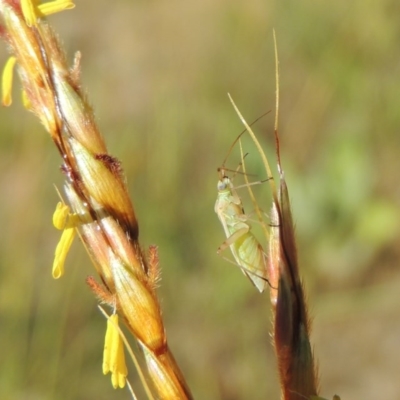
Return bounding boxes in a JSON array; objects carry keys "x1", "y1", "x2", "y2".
[
  {"x1": 0, "y1": 1, "x2": 193, "y2": 397},
  {"x1": 229, "y1": 92, "x2": 319, "y2": 399},
  {"x1": 1, "y1": 0, "x2": 74, "y2": 105},
  {"x1": 228, "y1": 39, "x2": 339, "y2": 396}
]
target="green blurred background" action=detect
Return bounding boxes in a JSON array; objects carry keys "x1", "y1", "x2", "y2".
[{"x1": 1, "y1": 0, "x2": 400, "y2": 398}]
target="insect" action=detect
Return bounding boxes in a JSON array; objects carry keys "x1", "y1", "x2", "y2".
[{"x1": 215, "y1": 162, "x2": 269, "y2": 293}]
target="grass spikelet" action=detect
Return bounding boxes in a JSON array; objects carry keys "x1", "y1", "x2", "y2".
[
  {"x1": 227, "y1": 31, "x2": 340, "y2": 400},
  {"x1": 0, "y1": 1, "x2": 192, "y2": 398},
  {"x1": 229, "y1": 84, "x2": 319, "y2": 400}
]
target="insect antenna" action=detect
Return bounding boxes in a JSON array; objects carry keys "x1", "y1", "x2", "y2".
[{"x1": 219, "y1": 110, "x2": 271, "y2": 171}]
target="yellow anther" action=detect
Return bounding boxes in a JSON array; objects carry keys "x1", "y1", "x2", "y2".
[
  {"x1": 52, "y1": 202, "x2": 80, "y2": 278},
  {"x1": 52, "y1": 226, "x2": 75, "y2": 279},
  {"x1": 21, "y1": 0, "x2": 37, "y2": 27},
  {"x1": 38, "y1": 1, "x2": 76, "y2": 17},
  {"x1": 53, "y1": 201, "x2": 81, "y2": 229},
  {"x1": 21, "y1": 0, "x2": 76, "y2": 27},
  {"x1": 2, "y1": 57, "x2": 17, "y2": 106},
  {"x1": 103, "y1": 314, "x2": 128, "y2": 389},
  {"x1": 53, "y1": 202, "x2": 70, "y2": 229}
]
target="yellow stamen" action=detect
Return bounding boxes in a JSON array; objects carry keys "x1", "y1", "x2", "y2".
[
  {"x1": 21, "y1": 0, "x2": 76, "y2": 27},
  {"x1": 21, "y1": 0, "x2": 37, "y2": 27},
  {"x1": 53, "y1": 202, "x2": 70, "y2": 229},
  {"x1": 52, "y1": 202, "x2": 81, "y2": 278},
  {"x1": 53, "y1": 201, "x2": 81, "y2": 229},
  {"x1": 2, "y1": 57, "x2": 17, "y2": 106},
  {"x1": 38, "y1": 1, "x2": 76, "y2": 17},
  {"x1": 103, "y1": 314, "x2": 128, "y2": 389},
  {"x1": 52, "y1": 227, "x2": 75, "y2": 279}
]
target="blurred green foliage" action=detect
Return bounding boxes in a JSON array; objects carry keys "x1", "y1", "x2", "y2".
[{"x1": 1, "y1": 0, "x2": 400, "y2": 399}]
